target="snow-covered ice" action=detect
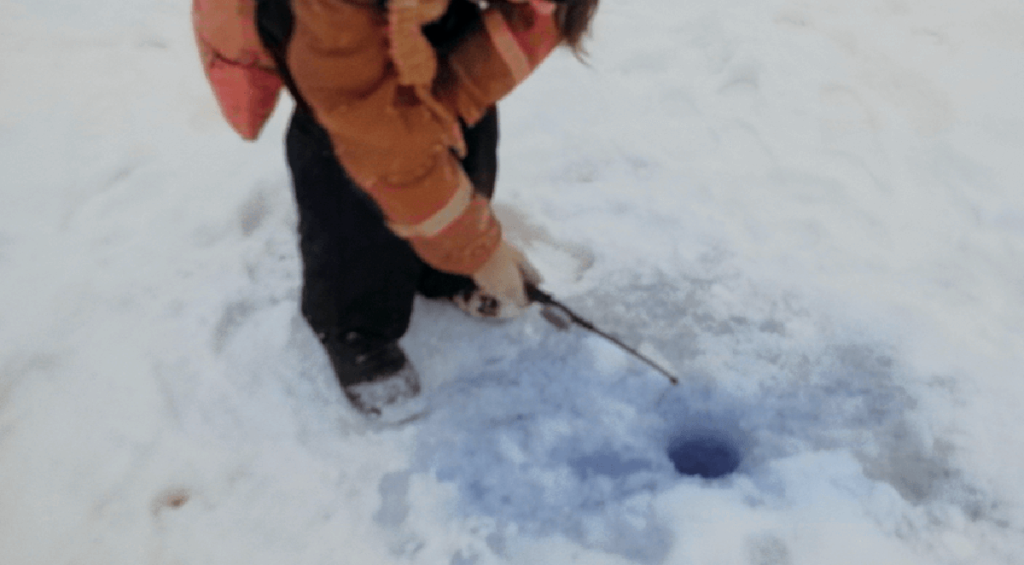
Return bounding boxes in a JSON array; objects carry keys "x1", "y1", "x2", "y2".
[{"x1": 3, "y1": 0, "x2": 1024, "y2": 563}]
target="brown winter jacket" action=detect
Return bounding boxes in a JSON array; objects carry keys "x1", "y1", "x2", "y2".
[{"x1": 194, "y1": 0, "x2": 563, "y2": 275}]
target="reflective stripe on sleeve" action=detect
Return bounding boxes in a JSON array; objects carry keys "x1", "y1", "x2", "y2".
[
  {"x1": 387, "y1": 172, "x2": 474, "y2": 238},
  {"x1": 483, "y1": 10, "x2": 532, "y2": 84}
]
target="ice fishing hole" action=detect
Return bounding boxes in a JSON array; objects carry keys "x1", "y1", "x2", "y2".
[{"x1": 667, "y1": 434, "x2": 741, "y2": 479}]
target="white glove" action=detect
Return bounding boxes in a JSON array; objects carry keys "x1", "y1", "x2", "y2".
[{"x1": 461, "y1": 240, "x2": 542, "y2": 318}]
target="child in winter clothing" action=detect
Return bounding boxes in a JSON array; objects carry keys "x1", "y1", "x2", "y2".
[{"x1": 193, "y1": 0, "x2": 598, "y2": 418}]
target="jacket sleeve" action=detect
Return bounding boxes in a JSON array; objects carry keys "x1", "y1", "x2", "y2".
[
  {"x1": 286, "y1": 0, "x2": 560, "y2": 275},
  {"x1": 435, "y1": 0, "x2": 561, "y2": 126}
]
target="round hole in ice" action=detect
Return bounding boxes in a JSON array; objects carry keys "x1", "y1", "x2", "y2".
[{"x1": 667, "y1": 434, "x2": 741, "y2": 479}]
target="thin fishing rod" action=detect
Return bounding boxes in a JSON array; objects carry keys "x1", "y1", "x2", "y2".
[{"x1": 526, "y1": 285, "x2": 680, "y2": 385}]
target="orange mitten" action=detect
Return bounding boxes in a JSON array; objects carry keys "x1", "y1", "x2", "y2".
[
  {"x1": 387, "y1": 0, "x2": 450, "y2": 86},
  {"x1": 388, "y1": 0, "x2": 466, "y2": 154},
  {"x1": 192, "y1": 0, "x2": 283, "y2": 140}
]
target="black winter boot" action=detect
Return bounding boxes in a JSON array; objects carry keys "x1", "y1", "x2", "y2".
[{"x1": 320, "y1": 331, "x2": 425, "y2": 422}]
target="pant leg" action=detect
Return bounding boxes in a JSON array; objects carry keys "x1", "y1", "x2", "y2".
[
  {"x1": 460, "y1": 105, "x2": 499, "y2": 200},
  {"x1": 287, "y1": 108, "x2": 422, "y2": 344}
]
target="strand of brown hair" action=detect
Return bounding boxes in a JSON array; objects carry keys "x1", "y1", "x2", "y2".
[{"x1": 555, "y1": 0, "x2": 599, "y2": 58}]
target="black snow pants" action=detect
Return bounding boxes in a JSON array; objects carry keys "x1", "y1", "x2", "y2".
[{"x1": 285, "y1": 106, "x2": 499, "y2": 344}]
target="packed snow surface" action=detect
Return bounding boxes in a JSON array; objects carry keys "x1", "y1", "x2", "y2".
[{"x1": 3, "y1": 0, "x2": 1024, "y2": 563}]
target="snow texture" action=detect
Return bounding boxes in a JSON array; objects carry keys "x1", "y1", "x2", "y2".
[{"x1": 2, "y1": 0, "x2": 1024, "y2": 564}]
